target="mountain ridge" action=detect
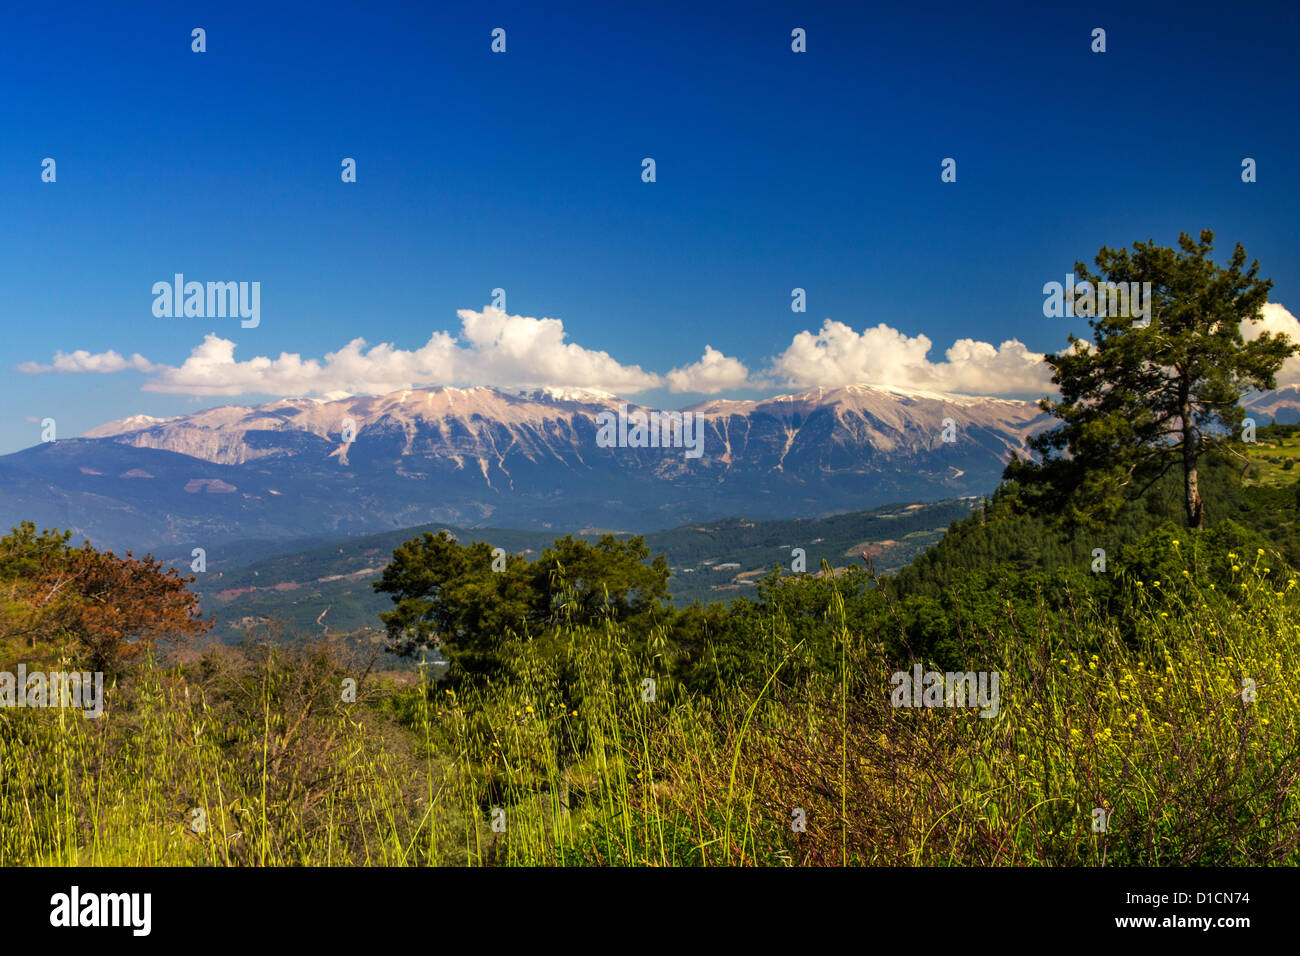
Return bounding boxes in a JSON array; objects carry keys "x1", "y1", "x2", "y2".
[
  {"x1": 5, "y1": 382, "x2": 1298, "y2": 556},
  {"x1": 76, "y1": 382, "x2": 1048, "y2": 467}
]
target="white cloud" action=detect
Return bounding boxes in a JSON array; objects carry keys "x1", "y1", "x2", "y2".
[
  {"x1": 665, "y1": 345, "x2": 750, "y2": 393},
  {"x1": 17, "y1": 308, "x2": 666, "y2": 397},
  {"x1": 15, "y1": 349, "x2": 156, "y2": 374},
  {"x1": 142, "y1": 332, "x2": 461, "y2": 397},
  {"x1": 765, "y1": 319, "x2": 1053, "y2": 396},
  {"x1": 1243, "y1": 303, "x2": 1300, "y2": 386},
  {"x1": 451, "y1": 307, "x2": 662, "y2": 393},
  {"x1": 13, "y1": 309, "x2": 1083, "y2": 401}
]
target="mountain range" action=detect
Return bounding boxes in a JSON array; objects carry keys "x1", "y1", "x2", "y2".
[{"x1": 2, "y1": 382, "x2": 1296, "y2": 557}]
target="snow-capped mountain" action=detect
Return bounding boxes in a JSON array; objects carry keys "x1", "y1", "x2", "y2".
[
  {"x1": 1, "y1": 383, "x2": 1050, "y2": 553},
  {"x1": 76, "y1": 383, "x2": 1045, "y2": 469}
]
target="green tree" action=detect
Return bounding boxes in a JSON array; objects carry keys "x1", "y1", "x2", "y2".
[
  {"x1": 526, "y1": 534, "x2": 670, "y2": 629},
  {"x1": 1007, "y1": 230, "x2": 1293, "y2": 529},
  {"x1": 371, "y1": 531, "x2": 533, "y2": 675},
  {"x1": 372, "y1": 531, "x2": 670, "y2": 681}
]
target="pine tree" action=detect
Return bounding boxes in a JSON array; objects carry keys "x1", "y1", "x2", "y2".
[{"x1": 1007, "y1": 230, "x2": 1293, "y2": 529}]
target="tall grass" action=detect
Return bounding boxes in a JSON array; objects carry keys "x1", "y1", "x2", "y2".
[{"x1": 2, "y1": 548, "x2": 1297, "y2": 866}]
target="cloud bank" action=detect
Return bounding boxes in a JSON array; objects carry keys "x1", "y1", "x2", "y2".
[
  {"x1": 44, "y1": 302, "x2": 1285, "y2": 401},
  {"x1": 135, "y1": 308, "x2": 668, "y2": 397},
  {"x1": 19, "y1": 306, "x2": 761, "y2": 397},
  {"x1": 766, "y1": 320, "x2": 1051, "y2": 395}
]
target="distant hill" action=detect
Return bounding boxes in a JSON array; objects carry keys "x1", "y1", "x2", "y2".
[{"x1": 191, "y1": 498, "x2": 979, "y2": 643}]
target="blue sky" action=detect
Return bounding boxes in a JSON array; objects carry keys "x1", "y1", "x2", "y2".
[{"x1": 2, "y1": 0, "x2": 1298, "y2": 453}]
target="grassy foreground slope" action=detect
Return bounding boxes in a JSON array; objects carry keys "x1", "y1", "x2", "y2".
[{"x1": 3, "y1": 524, "x2": 1297, "y2": 866}]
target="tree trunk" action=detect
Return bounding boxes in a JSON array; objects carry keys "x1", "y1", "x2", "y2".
[{"x1": 1180, "y1": 393, "x2": 1204, "y2": 529}]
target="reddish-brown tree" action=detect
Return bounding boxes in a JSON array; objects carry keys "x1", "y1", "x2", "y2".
[{"x1": 1, "y1": 522, "x2": 210, "y2": 673}]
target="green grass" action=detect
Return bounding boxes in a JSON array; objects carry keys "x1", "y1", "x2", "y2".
[
  {"x1": 1242, "y1": 431, "x2": 1300, "y2": 487},
  {"x1": 3, "y1": 547, "x2": 1298, "y2": 866}
]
